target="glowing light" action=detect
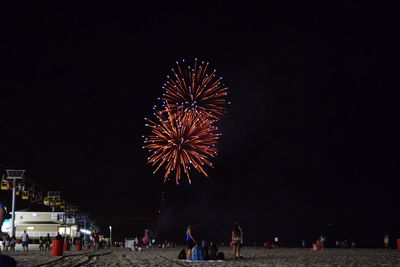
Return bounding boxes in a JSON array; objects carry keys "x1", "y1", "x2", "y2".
[{"x1": 80, "y1": 229, "x2": 91, "y2": 235}]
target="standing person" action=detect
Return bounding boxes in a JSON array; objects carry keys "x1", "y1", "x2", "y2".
[
  {"x1": 39, "y1": 236, "x2": 44, "y2": 251},
  {"x1": 93, "y1": 233, "x2": 100, "y2": 251},
  {"x1": 55, "y1": 232, "x2": 62, "y2": 240},
  {"x1": 142, "y1": 229, "x2": 150, "y2": 247},
  {"x1": 384, "y1": 234, "x2": 389, "y2": 249},
  {"x1": 274, "y1": 237, "x2": 279, "y2": 248},
  {"x1": 237, "y1": 223, "x2": 244, "y2": 248},
  {"x1": 83, "y1": 235, "x2": 88, "y2": 250},
  {"x1": 21, "y1": 230, "x2": 29, "y2": 251},
  {"x1": 301, "y1": 238, "x2": 306, "y2": 248},
  {"x1": 185, "y1": 222, "x2": 196, "y2": 260},
  {"x1": 84, "y1": 234, "x2": 91, "y2": 250},
  {"x1": 45, "y1": 233, "x2": 51, "y2": 251},
  {"x1": 319, "y1": 234, "x2": 326, "y2": 249},
  {"x1": 4, "y1": 234, "x2": 10, "y2": 251},
  {"x1": 10, "y1": 235, "x2": 16, "y2": 251},
  {"x1": 231, "y1": 222, "x2": 242, "y2": 260}
]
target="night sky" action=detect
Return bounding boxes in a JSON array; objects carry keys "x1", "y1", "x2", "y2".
[{"x1": 1, "y1": 2, "x2": 397, "y2": 247}]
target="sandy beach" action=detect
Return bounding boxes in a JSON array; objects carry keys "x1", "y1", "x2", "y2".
[{"x1": 2, "y1": 247, "x2": 400, "y2": 266}]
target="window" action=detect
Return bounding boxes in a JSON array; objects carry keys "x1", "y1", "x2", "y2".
[{"x1": 58, "y1": 227, "x2": 71, "y2": 235}]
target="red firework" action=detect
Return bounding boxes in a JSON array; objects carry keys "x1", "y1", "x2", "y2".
[
  {"x1": 143, "y1": 105, "x2": 220, "y2": 184},
  {"x1": 161, "y1": 59, "x2": 228, "y2": 120}
]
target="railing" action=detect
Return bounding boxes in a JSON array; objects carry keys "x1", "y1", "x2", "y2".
[
  {"x1": 16, "y1": 231, "x2": 80, "y2": 238},
  {"x1": 16, "y1": 231, "x2": 58, "y2": 238},
  {"x1": 66, "y1": 218, "x2": 75, "y2": 224}
]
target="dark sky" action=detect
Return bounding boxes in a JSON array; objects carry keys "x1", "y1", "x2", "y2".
[{"x1": 1, "y1": 2, "x2": 398, "y2": 246}]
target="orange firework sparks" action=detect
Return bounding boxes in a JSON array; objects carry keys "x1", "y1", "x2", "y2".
[
  {"x1": 161, "y1": 58, "x2": 228, "y2": 120},
  {"x1": 143, "y1": 105, "x2": 220, "y2": 184}
]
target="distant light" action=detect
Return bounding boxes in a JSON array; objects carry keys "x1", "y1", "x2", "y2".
[{"x1": 80, "y1": 229, "x2": 91, "y2": 235}]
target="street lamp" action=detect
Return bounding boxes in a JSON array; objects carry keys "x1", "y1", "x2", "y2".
[
  {"x1": 6, "y1": 170, "x2": 25, "y2": 237},
  {"x1": 109, "y1": 225, "x2": 112, "y2": 247}
]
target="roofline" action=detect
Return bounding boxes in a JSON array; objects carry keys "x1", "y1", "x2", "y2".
[
  {"x1": 15, "y1": 211, "x2": 66, "y2": 214},
  {"x1": 16, "y1": 223, "x2": 62, "y2": 226}
]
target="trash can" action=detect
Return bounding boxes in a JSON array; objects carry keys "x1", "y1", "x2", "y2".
[
  {"x1": 316, "y1": 240, "x2": 322, "y2": 250},
  {"x1": 64, "y1": 241, "x2": 70, "y2": 251},
  {"x1": 76, "y1": 240, "x2": 82, "y2": 251},
  {"x1": 52, "y1": 240, "x2": 63, "y2": 256},
  {"x1": 397, "y1": 239, "x2": 400, "y2": 250},
  {"x1": 263, "y1": 241, "x2": 272, "y2": 249}
]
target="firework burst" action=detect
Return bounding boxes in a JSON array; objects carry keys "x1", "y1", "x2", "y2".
[
  {"x1": 161, "y1": 58, "x2": 228, "y2": 120},
  {"x1": 143, "y1": 105, "x2": 220, "y2": 184}
]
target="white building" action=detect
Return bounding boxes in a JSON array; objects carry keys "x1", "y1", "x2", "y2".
[{"x1": 8, "y1": 210, "x2": 79, "y2": 239}]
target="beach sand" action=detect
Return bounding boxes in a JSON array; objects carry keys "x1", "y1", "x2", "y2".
[{"x1": 2, "y1": 247, "x2": 400, "y2": 266}]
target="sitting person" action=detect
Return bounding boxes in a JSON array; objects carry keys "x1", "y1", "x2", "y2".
[
  {"x1": 132, "y1": 237, "x2": 139, "y2": 250},
  {"x1": 208, "y1": 241, "x2": 218, "y2": 260},
  {"x1": 178, "y1": 248, "x2": 186, "y2": 260},
  {"x1": 217, "y1": 251, "x2": 225, "y2": 260},
  {"x1": 191, "y1": 241, "x2": 204, "y2": 261},
  {"x1": 209, "y1": 241, "x2": 219, "y2": 260},
  {"x1": 201, "y1": 240, "x2": 209, "y2": 260}
]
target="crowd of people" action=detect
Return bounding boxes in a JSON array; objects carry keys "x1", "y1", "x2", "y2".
[
  {"x1": 302, "y1": 234, "x2": 394, "y2": 250},
  {"x1": 0, "y1": 229, "x2": 108, "y2": 253},
  {"x1": 1, "y1": 234, "x2": 16, "y2": 251},
  {"x1": 0, "y1": 200, "x2": 111, "y2": 254},
  {"x1": 81, "y1": 232, "x2": 108, "y2": 250},
  {"x1": 181, "y1": 221, "x2": 243, "y2": 261},
  {"x1": 0, "y1": 230, "x2": 30, "y2": 252},
  {"x1": 128, "y1": 222, "x2": 244, "y2": 261}
]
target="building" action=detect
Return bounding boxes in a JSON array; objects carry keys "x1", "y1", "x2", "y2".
[{"x1": 6, "y1": 209, "x2": 79, "y2": 239}]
